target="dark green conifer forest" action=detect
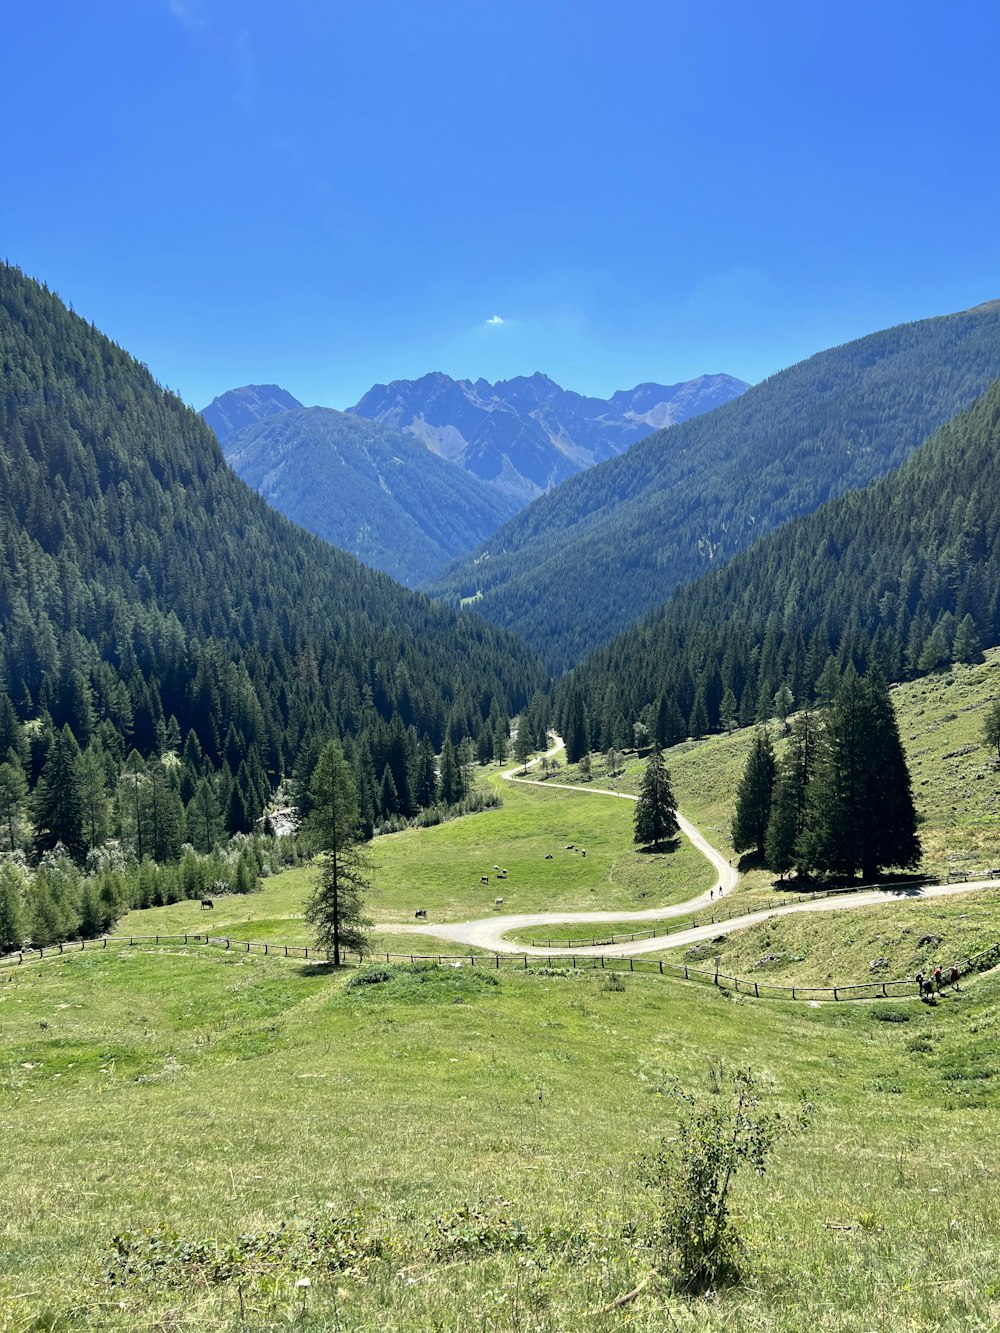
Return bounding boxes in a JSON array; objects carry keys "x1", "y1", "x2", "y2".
[
  {"x1": 0, "y1": 265, "x2": 545, "y2": 931},
  {"x1": 430, "y1": 300, "x2": 1000, "y2": 672},
  {"x1": 564, "y1": 376, "x2": 1000, "y2": 750}
]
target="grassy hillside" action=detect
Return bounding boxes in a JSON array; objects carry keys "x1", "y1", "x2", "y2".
[
  {"x1": 6, "y1": 672, "x2": 1000, "y2": 1328},
  {"x1": 3, "y1": 943, "x2": 999, "y2": 1330},
  {"x1": 430, "y1": 300, "x2": 1000, "y2": 671}
]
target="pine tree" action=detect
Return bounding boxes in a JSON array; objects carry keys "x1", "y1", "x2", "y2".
[
  {"x1": 764, "y1": 710, "x2": 818, "y2": 874},
  {"x1": 732, "y1": 730, "x2": 776, "y2": 859},
  {"x1": 633, "y1": 744, "x2": 679, "y2": 851},
  {"x1": 0, "y1": 859, "x2": 26, "y2": 951},
  {"x1": 952, "y1": 614, "x2": 984, "y2": 664},
  {"x1": 77, "y1": 744, "x2": 110, "y2": 854},
  {"x1": 563, "y1": 688, "x2": 589, "y2": 764},
  {"x1": 304, "y1": 740, "x2": 373, "y2": 965},
  {"x1": 983, "y1": 699, "x2": 1000, "y2": 762},
  {"x1": 33, "y1": 724, "x2": 85, "y2": 860},
  {"x1": 186, "y1": 777, "x2": 221, "y2": 852},
  {"x1": 0, "y1": 754, "x2": 28, "y2": 853},
  {"x1": 799, "y1": 668, "x2": 920, "y2": 881}
]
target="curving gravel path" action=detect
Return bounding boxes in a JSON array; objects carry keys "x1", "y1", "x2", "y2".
[{"x1": 382, "y1": 739, "x2": 992, "y2": 958}]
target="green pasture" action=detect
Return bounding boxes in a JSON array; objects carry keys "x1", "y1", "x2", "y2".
[
  {"x1": 113, "y1": 777, "x2": 714, "y2": 949},
  {"x1": 503, "y1": 914, "x2": 699, "y2": 948},
  {"x1": 654, "y1": 885, "x2": 1000, "y2": 986},
  {"x1": 2, "y1": 943, "x2": 999, "y2": 1331}
]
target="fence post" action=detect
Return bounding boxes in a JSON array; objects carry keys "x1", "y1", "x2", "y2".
[
  {"x1": 523, "y1": 954, "x2": 528, "y2": 968},
  {"x1": 601, "y1": 955, "x2": 605, "y2": 968},
  {"x1": 629, "y1": 957, "x2": 634, "y2": 971},
  {"x1": 754, "y1": 981, "x2": 759, "y2": 997},
  {"x1": 792, "y1": 986, "x2": 796, "y2": 999},
  {"x1": 245, "y1": 942, "x2": 250, "y2": 952},
  {"x1": 659, "y1": 960, "x2": 663, "y2": 974},
  {"x1": 184, "y1": 934, "x2": 188, "y2": 945},
  {"x1": 834, "y1": 987, "x2": 839, "y2": 1000}
]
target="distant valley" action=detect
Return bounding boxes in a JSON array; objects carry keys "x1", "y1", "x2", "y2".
[{"x1": 202, "y1": 370, "x2": 747, "y2": 584}]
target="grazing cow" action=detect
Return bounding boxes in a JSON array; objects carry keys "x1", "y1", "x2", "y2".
[
  {"x1": 480, "y1": 875, "x2": 490, "y2": 885},
  {"x1": 494, "y1": 897, "x2": 504, "y2": 907},
  {"x1": 414, "y1": 909, "x2": 427, "y2": 920},
  {"x1": 200, "y1": 898, "x2": 214, "y2": 910},
  {"x1": 581, "y1": 849, "x2": 586, "y2": 857},
  {"x1": 493, "y1": 864, "x2": 500, "y2": 871},
  {"x1": 545, "y1": 853, "x2": 553, "y2": 859},
  {"x1": 566, "y1": 844, "x2": 575, "y2": 850}
]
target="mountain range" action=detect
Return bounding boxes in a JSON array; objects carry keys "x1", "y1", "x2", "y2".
[
  {"x1": 203, "y1": 371, "x2": 747, "y2": 586},
  {"x1": 428, "y1": 300, "x2": 1000, "y2": 672},
  {"x1": 349, "y1": 370, "x2": 749, "y2": 500},
  {"x1": 220, "y1": 407, "x2": 518, "y2": 588}
]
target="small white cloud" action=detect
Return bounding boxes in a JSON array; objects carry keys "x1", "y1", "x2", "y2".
[{"x1": 485, "y1": 314, "x2": 504, "y2": 326}]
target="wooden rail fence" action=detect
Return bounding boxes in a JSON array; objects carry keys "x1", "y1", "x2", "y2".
[{"x1": 3, "y1": 932, "x2": 999, "y2": 1004}]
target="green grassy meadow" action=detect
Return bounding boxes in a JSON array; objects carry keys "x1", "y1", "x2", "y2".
[
  {"x1": 4, "y1": 664, "x2": 1000, "y2": 1329},
  {"x1": 3, "y1": 942, "x2": 1000, "y2": 1331}
]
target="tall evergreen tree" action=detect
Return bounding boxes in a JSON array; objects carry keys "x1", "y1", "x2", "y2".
[
  {"x1": 0, "y1": 754, "x2": 28, "y2": 854},
  {"x1": 799, "y1": 668, "x2": 920, "y2": 881},
  {"x1": 732, "y1": 730, "x2": 776, "y2": 859},
  {"x1": 764, "y1": 710, "x2": 818, "y2": 874},
  {"x1": 633, "y1": 743, "x2": 679, "y2": 851},
  {"x1": 33, "y1": 725, "x2": 85, "y2": 860},
  {"x1": 563, "y1": 687, "x2": 589, "y2": 764},
  {"x1": 304, "y1": 740, "x2": 373, "y2": 965}
]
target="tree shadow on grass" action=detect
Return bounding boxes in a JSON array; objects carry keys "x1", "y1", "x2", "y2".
[{"x1": 635, "y1": 837, "x2": 682, "y2": 856}]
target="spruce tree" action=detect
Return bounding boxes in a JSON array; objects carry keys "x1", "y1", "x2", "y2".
[
  {"x1": 304, "y1": 740, "x2": 373, "y2": 965},
  {"x1": 0, "y1": 754, "x2": 27, "y2": 853},
  {"x1": 732, "y1": 730, "x2": 776, "y2": 859},
  {"x1": 952, "y1": 614, "x2": 984, "y2": 664},
  {"x1": 764, "y1": 710, "x2": 818, "y2": 874},
  {"x1": 633, "y1": 744, "x2": 679, "y2": 851},
  {"x1": 799, "y1": 668, "x2": 919, "y2": 881},
  {"x1": 33, "y1": 724, "x2": 85, "y2": 860}
]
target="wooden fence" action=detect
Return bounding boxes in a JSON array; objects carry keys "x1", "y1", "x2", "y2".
[
  {"x1": 522, "y1": 879, "x2": 937, "y2": 949},
  {"x1": 3, "y1": 931, "x2": 999, "y2": 1004}
]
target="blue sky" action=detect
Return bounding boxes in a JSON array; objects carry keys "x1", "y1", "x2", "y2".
[{"x1": 6, "y1": 0, "x2": 1000, "y2": 409}]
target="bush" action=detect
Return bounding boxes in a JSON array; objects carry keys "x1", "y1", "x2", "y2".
[
  {"x1": 642, "y1": 1066, "x2": 812, "y2": 1292},
  {"x1": 346, "y1": 963, "x2": 395, "y2": 988},
  {"x1": 872, "y1": 1005, "x2": 910, "y2": 1023}
]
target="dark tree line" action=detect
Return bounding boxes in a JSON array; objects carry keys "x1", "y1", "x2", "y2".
[
  {"x1": 562, "y1": 378, "x2": 1000, "y2": 752},
  {"x1": 733, "y1": 669, "x2": 920, "y2": 882},
  {"x1": 430, "y1": 301, "x2": 1000, "y2": 672},
  {"x1": 0, "y1": 264, "x2": 546, "y2": 865}
]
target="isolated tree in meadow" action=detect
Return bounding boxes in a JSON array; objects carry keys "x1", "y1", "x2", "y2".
[
  {"x1": 604, "y1": 747, "x2": 623, "y2": 780},
  {"x1": 799, "y1": 667, "x2": 919, "y2": 881},
  {"x1": 304, "y1": 739, "x2": 373, "y2": 965},
  {"x1": 633, "y1": 743, "x2": 679, "y2": 851},
  {"x1": 732, "y1": 730, "x2": 776, "y2": 859}
]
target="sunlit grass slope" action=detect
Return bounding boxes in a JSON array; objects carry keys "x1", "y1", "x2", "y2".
[{"x1": 2, "y1": 946, "x2": 999, "y2": 1330}]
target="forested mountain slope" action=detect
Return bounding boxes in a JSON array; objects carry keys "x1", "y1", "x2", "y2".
[
  {"x1": 223, "y1": 407, "x2": 518, "y2": 587},
  {"x1": 562, "y1": 377, "x2": 1000, "y2": 751},
  {"x1": 350, "y1": 370, "x2": 747, "y2": 500},
  {"x1": 0, "y1": 265, "x2": 544, "y2": 835},
  {"x1": 430, "y1": 301, "x2": 1000, "y2": 672}
]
